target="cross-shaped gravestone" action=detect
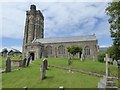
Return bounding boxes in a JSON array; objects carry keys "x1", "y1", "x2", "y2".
[
  {"x1": 41, "y1": 60, "x2": 46, "y2": 80},
  {"x1": 105, "y1": 54, "x2": 110, "y2": 77},
  {"x1": 22, "y1": 58, "x2": 27, "y2": 67},
  {"x1": 6, "y1": 57, "x2": 11, "y2": 73},
  {"x1": 26, "y1": 56, "x2": 31, "y2": 67}
]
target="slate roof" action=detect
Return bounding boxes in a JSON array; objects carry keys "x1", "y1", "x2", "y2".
[
  {"x1": 35, "y1": 35, "x2": 97, "y2": 44},
  {"x1": 8, "y1": 48, "x2": 22, "y2": 53}
]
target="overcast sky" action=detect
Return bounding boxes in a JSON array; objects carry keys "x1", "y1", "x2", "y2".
[{"x1": 1, "y1": 0, "x2": 113, "y2": 52}]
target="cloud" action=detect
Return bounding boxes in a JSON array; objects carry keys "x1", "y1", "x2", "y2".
[
  {"x1": 41, "y1": 2, "x2": 110, "y2": 38},
  {"x1": 1, "y1": 2, "x2": 113, "y2": 50},
  {"x1": 1, "y1": 2, "x2": 110, "y2": 39}
]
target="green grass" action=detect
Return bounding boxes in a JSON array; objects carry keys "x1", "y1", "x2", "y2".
[
  {"x1": 1, "y1": 57, "x2": 119, "y2": 88},
  {"x1": 10, "y1": 56, "x2": 22, "y2": 60},
  {"x1": 39, "y1": 58, "x2": 118, "y2": 77},
  {"x1": 2, "y1": 59, "x2": 100, "y2": 88}
]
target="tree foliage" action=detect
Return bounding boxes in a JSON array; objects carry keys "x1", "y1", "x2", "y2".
[
  {"x1": 67, "y1": 46, "x2": 82, "y2": 57},
  {"x1": 97, "y1": 51, "x2": 106, "y2": 62},
  {"x1": 106, "y1": 1, "x2": 120, "y2": 60}
]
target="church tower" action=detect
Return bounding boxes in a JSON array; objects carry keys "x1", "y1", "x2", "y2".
[{"x1": 22, "y1": 5, "x2": 44, "y2": 59}]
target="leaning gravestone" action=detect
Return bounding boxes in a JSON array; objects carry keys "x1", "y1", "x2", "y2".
[
  {"x1": 6, "y1": 57, "x2": 11, "y2": 73},
  {"x1": 98, "y1": 54, "x2": 117, "y2": 89},
  {"x1": 43, "y1": 58, "x2": 48, "y2": 70},
  {"x1": 22, "y1": 58, "x2": 27, "y2": 67},
  {"x1": 26, "y1": 56, "x2": 31, "y2": 67},
  {"x1": 41, "y1": 60, "x2": 46, "y2": 80}
]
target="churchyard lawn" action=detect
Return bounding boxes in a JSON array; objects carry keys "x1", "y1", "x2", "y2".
[{"x1": 1, "y1": 58, "x2": 119, "y2": 88}]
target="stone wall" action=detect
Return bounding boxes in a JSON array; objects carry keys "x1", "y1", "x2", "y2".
[{"x1": 43, "y1": 40, "x2": 98, "y2": 59}]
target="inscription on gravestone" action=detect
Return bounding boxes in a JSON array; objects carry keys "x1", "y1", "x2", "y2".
[{"x1": 6, "y1": 57, "x2": 11, "y2": 73}]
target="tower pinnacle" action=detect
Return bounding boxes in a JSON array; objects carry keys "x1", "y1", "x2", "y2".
[{"x1": 30, "y1": 4, "x2": 36, "y2": 10}]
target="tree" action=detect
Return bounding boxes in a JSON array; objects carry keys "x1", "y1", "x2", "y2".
[
  {"x1": 106, "y1": 45, "x2": 116, "y2": 60},
  {"x1": 106, "y1": 1, "x2": 120, "y2": 60},
  {"x1": 97, "y1": 51, "x2": 106, "y2": 62},
  {"x1": 67, "y1": 46, "x2": 82, "y2": 58}
]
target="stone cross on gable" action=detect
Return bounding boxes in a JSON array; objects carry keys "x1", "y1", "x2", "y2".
[{"x1": 105, "y1": 54, "x2": 110, "y2": 77}]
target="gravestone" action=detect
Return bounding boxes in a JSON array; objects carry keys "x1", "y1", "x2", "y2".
[
  {"x1": 43, "y1": 58, "x2": 48, "y2": 70},
  {"x1": 113, "y1": 60, "x2": 118, "y2": 67},
  {"x1": 41, "y1": 60, "x2": 46, "y2": 80},
  {"x1": 105, "y1": 54, "x2": 110, "y2": 77},
  {"x1": 81, "y1": 54, "x2": 84, "y2": 61},
  {"x1": 68, "y1": 57, "x2": 71, "y2": 65},
  {"x1": 6, "y1": 57, "x2": 11, "y2": 73},
  {"x1": 98, "y1": 54, "x2": 117, "y2": 89},
  {"x1": 22, "y1": 58, "x2": 27, "y2": 67},
  {"x1": 26, "y1": 56, "x2": 31, "y2": 67},
  {"x1": 117, "y1": 60, "x2": 120, "y2": 66}
]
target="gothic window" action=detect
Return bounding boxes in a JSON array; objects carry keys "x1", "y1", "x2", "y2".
[
  {"x1": 58, "y1": 45, "x2": 65, "y2": 54},
  {"x1": 46, "y1": 46, "x2": 52, "y2": 55},
  {"x1": 84, "y1": 46, "x2": 90, "y2": 55}
]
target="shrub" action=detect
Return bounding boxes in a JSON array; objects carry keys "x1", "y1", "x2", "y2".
[{"x1": 97, "y1": 52, "x2": 105, "y2": 62}]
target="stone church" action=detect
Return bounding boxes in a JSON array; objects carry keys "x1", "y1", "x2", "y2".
[{"x1": 22, "y1": 5, "x2": 98, "y2": 60}]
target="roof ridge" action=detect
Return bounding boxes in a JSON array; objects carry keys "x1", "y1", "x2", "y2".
[{"x1": 39, "y1": 35, "x2": 96, "y2": 40}]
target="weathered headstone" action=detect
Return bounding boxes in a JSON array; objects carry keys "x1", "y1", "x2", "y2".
[
  {"x1": 6, "y1": 57, "x2": 11, "y2": 73},
  {"x1": 81, "y1": 54, "x2": 84, "y2": 61},
  {"x1": 22, "y1": 58, "x2": 27, "y2": 67},
  {"x1": 68, "y1": 57, "x2": 71, "y2": 65},
  {"x1": 26, "y1": 56, "x2": 31, "y2": 67},
  {"x1": 41, "y1": 60, "x2": 46, "y2": 80},
  {"x1": 113, "y1": 60, "x2": 118, "y2": 67},
  {"x1": 43, "y1": 58, "x2": 48, "y2": 70}
]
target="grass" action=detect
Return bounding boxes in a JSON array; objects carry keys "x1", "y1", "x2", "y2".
[
  {"x1": 10, "y1": 56, "x2": 22, "y2": 60},
  {"x1": 39, "y1": 58, "x2": 118, "y2": 77},
  {"x1": 2, "y1": 59, "x2": 100, "y2": 88},
  {"x1": 1, "y1": 57, "x2": 119, "y2": 88}
]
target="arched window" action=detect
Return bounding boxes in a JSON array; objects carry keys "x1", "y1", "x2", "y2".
[
  {"x1": 84, "y1": 46, "x2": 90, "y2": 55},
  {"x1": 58, "y1": 45, "x2": 65, "y2": 54},
  {"x1": 46, "y1": 46, "x2": 52, "y2": 55}
]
